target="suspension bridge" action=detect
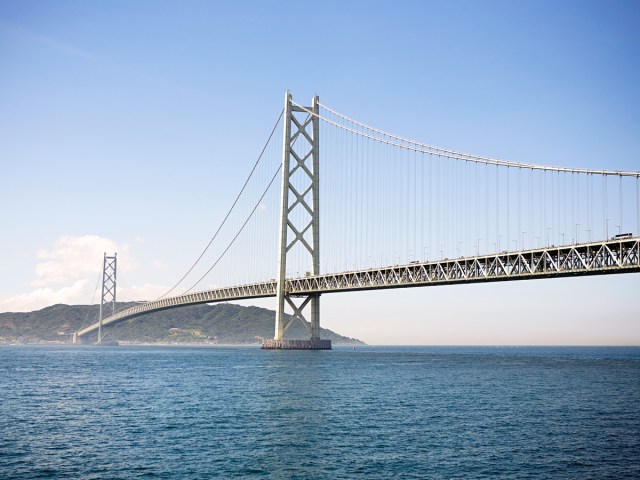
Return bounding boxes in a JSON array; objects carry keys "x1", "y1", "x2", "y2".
[{"x1": 73, "y1": 92, "x2": 640, "y2": 348}]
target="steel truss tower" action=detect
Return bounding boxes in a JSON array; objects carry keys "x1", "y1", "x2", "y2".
[
  {"x1": 97, "y1": 253, "x2": 117, "y2": 343},
  {"x1": 266, "y1": 92, "x2": 329, "y2": 349}
]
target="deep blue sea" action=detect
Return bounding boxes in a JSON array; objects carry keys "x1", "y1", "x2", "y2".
[{"x1": 1, "y1": 345, "x2": 639, "y2": 479}]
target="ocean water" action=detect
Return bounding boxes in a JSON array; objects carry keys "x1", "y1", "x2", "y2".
[{"x1": 1, "y1": 345, "x2": 639, "y2": 479}]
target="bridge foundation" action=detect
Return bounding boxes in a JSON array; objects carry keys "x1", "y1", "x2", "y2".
[
  {"x1": 262, "y1": 339, "x2": 331, "y2": 350},
  {"x1": 71, "y1": 333, "x2": 92, "y2": 344}
]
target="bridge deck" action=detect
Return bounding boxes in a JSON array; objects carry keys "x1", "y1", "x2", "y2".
[{"x1": 77, "y1": 237, "x2": 640, "y2": 338}]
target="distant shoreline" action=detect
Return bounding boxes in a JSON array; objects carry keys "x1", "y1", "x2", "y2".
[{"x1": 0, "y1": 341, "x2": 364, "y2": 347}]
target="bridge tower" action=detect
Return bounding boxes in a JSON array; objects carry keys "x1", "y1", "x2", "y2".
[
  {"x1": 97, "y1": 252, "x2": 117, "y2": 344},
  {"x1": 263, "y1": 92, "x2": 330, "y2": 349}
]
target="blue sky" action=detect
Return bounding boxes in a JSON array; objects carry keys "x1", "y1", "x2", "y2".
[{"x1": 1, "y1": 0, "x2": 639, "y2": 344}]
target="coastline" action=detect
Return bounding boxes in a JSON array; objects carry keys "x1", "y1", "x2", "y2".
[{"x1": 0, "y1": 341, "x2": 363, "y2": 347}]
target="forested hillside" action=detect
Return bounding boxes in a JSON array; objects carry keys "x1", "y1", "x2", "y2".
[{"x1": 0, "y1": 302, "x2": 364, "y2": 345}]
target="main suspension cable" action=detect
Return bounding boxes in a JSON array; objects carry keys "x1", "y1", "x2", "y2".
[
  {"x1": 158, "y1": 109, "x2": 284, "y2": 299},
  {"x1": 78, "y1": 265, "x2": 103, "y2": 331},
  {"x1": 299, "y1": 101, "x2": 640, "y2": 177},
  {"x1": 183, "y1": 164, "x2": 283, "y2": 294}
]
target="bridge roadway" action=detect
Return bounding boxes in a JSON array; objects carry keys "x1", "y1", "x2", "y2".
[{"x1": 76, "y1": 236, "x2": 640, "y2": 338}]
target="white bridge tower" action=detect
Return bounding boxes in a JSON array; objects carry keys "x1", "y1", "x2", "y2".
[{"x1": 262, "y1": 92, "x2": 330, "y2": 350}]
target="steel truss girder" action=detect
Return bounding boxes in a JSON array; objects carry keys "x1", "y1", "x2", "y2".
[
  {"x1": 77, "y1": 238, "x2": 639, "y2": 340},
  {"x1": 78, "y1": 280, "x2": 278, "y2": 337},
  {"x1": 287, "y1": 237, "x2": 640, "y2": 294}
]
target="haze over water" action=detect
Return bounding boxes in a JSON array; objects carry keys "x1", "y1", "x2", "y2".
[{"x1": 1, "y1": 345, "x2": 639, "y2": 479}]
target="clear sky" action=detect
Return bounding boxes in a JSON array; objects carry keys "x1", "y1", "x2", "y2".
[{"x1": 1, "y1": 0, "x2": 639, "y2": 345}]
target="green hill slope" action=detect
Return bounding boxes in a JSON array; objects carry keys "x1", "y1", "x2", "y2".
[{"x1": 0, "y1": 303, "x2": 364, "y2": 345}]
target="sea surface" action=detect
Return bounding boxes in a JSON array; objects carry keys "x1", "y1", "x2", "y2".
[{"x1": 1, "y1": 345, "x2": 639, "y2": 479}]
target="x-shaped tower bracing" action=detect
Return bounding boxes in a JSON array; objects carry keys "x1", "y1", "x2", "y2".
[{"x1": 274, "y1": 93, "x2": 321, "y2": 341}]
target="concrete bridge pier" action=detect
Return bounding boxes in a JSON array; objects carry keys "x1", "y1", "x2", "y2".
[{"x1": 71, "y1": 332, "x2": 92, "y2": 344}]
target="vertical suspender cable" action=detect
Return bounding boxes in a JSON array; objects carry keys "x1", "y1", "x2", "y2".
[
  {"x1": 540, "y1": 170, "x2": 544, "y2": 246},
  {"x1": 361, "y1": 131, "x2": 365, "y2": 267},
  {"x1": 589, "y1": 173, "x2": 594, "y2": 242},
  {"x1": 603, "y1": 174, "x2": 608, "y2": 238},
  {"x1": 507, "y1": 166, "x2": 510, "y2": 251},
  {"x1": 453, "y1": 157, "x2": 456, "y2": 256},
  {"x1": 552, "y1": 169, "x2": 556, "y2": 243},
  {"x1": 517, "y1": 167, "x2": 521, "y2": 250},
  {"x1": 529, "y1": 168, "x2": 533, "y2": 249},
  {"x1": 439, "y1": 155, "x2": 443, "y2": 258},
  {"x1": 636, "y1": 176, "x2": 640, "y2": 235},
  {"x1": 408, "y1": 147, "x2": 412, "y2": 260},
  {"x1": 545, "y1": 170, "x2": 549, "y2": 245},
  {"x1": 352, "y1": 121, "x2": 356, "y2": 269},
  {"x1": 486, "y1": 163, "x2": 489, "y2": 253},
  {"x1": 619, "y1": 175, "x2": 623, "y2": 234},
  {"x1": 421, "y1": 150, "x2": 424, "y2": 259},
  {"x1": 496, "y1": 164, "x2": 499, "y2": 251},
  {"x1": 637, "y1": 176, "x2": 640, "y2": 235},
  {"x1": 558, "y1": 174, "x2": 567, "y2": 243},
  {"x1": 475, "y1": 161, "x2": 479, "y2": 254},
  {"x1": 585, "y1": 173, "x2": 589, "y2": 242},
  {"x1": 572, "y1": 172, "x2": 576, "y2": 242},
  {"x1": 413, "y1": 150, "x2": 419, "y2": 258},
  {"x1": 576, "y1": 172, "x2": 580, "y2": 242}
]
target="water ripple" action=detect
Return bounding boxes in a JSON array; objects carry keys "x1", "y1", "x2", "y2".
[{"x1": 0, "y1": 345, "x2": 638, "y2": 478}]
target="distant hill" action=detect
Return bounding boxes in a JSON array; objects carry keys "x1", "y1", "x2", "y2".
[{"x1": 0, "y1": 303, "x2": 365, "y2": 345}]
